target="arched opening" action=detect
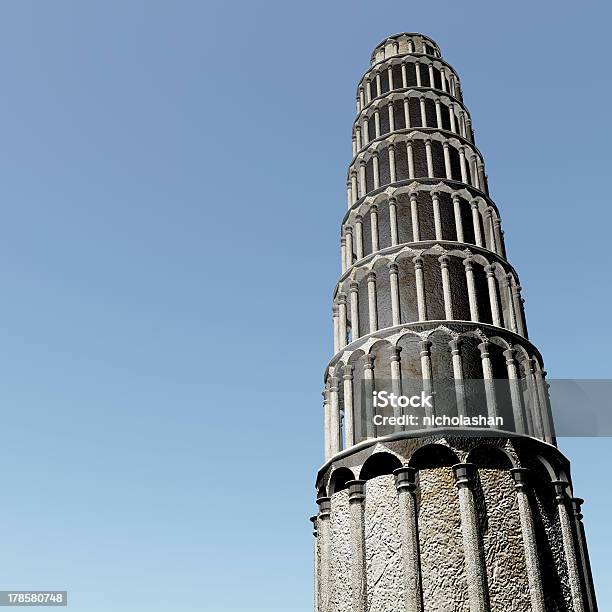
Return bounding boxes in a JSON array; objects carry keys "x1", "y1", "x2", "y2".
[
  {"x1": 328, "y1": 467, "x2": 355, "y2": 495},
  {"x1": 360, "y1": 451, "x2": 402, "y2": 480},
  {"x1": 409, "y1": 443, "x2": 459, "y2": 469}
]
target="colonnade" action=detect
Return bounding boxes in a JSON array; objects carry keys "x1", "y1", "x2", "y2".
[
  {"x1": 353, "y1": 91, "x2": 473, "y2": 158},
  {"x1": 333, "y1": 253, "x2": 526, "y2": 350},
  {"x1": 315, "y1": 459, "x2": 589, "y2": 612},
  {"x1": 348, "y1": 134, "x2": 487, "y2": 204},
  {"x1": 323, "y1": 331, "x2": 552, "y2": 458}
]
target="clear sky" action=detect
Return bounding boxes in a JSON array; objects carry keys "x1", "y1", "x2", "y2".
[{"x1": 0, "y1": 1, "x2": 609, "y2": 610}]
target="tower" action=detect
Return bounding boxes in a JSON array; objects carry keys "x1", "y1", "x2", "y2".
[{"x1": 313, "y1": 33, "x2": 597, "y2": 612}]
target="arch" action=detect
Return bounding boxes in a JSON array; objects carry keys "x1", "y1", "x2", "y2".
[
  {"x1": 359, "y1": 451, "x2": 403, "y2": 480},
  {"x1": 328, "y1": 467, "x2": 355, "y2": 495},
  {"x1": 467, "y1": 445, "x2": 516, "y2": 469},
  {"x1": 408, "y1": 443, "x2": 460, "y2": 469}
]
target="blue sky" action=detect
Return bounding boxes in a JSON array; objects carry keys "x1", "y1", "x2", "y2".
[{"x1": 0, "y1": 1, "x2": 609, "y2": 610}]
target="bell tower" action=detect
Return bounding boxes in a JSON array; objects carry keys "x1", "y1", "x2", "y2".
[{"x1": 313, "y1": 33, "x2": 597, "y2": 612}]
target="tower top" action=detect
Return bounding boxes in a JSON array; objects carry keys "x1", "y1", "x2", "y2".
[{"x1": 370, "y1": 32, "x2": 441, "y2": 65}]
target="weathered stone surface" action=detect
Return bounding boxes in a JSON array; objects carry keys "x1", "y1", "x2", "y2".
[
  {"x1": 329, "y1": 490, "x2": 351, "y2": 612},
  {"x1": 364, "y1": 475, "x2": 403, "y2": 611}
]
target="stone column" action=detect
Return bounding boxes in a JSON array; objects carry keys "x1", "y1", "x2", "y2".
[
  {"x1": 347, "y1": 182, "x2": 353, "y2": 209},
  {"x1": 329, "y1": 377, "x2": 341, "y2": 455},
  {"x1": 390, "y1": 347, "x2": 403, "y2": 430},
  {"x1": 323, "y1": 388, "x2": 332, "y2": 461},
  {"x1": 316, "y1": 496, "x2": 332, "y2": 612},
  {"x1": 435, "y1": 98, "x2": 443, "y2": 129},
  {"x1": 439, "y1": 255, "x2": 454, "y2": 320},
  {"x1": 359, "y1": 160, "x2": 367, "y2": 197},
  {"x1": 345, "y1": 227, "x2": 354, "y2": 269},
  {"x1": 389, "y1": 144, "x2": 397, "y2": 183},
  {"x1": 478, "y1": 341, "x2": 499, "y2": 422},
  {"x1": 355, "y1": 215, "x2": 364, "y2": 260},
  {"x1": 511, "y1": 283, "x2": 527, "y2": 337},
  {"x1": 510, "y1": 469, "x2": 546, "y2": 612},
  {"x1": 389, "y1": 197, "x2": 399, "y2": 245},
  {"x1": 407, "y1": 141, "x2": 415, "y2": 179},
  {"x1": 503, "y1": 275, "x2": 518, "y2": 332},
  {"x1": 432, "y1": 191, "x2": 443, "y2": 239},
  {"x1": 453, "y1": 194, "x2": 465, "y2": 242},
  {"x1": 374, "y1": 109, "x2": 381, "y2": 138},
  {"x1": 419, "y1": 96, "x2": 427, "y2": 127},
  {"x1": 553, "y1": 481, "x2": 586, "y2": 612},
  {"x1": 485, "y1": 208, "x2": 496, "y2": 252},
  {"x1": 485, "y1": 264, "x2": 502, "y2": 327},
  {"x1": 527, "y1": 359, "x2": 546, "y2": 439},
  {"x1": 352, "y1": 136, "x2": 357, "y2": 157},
  {"x1": 347, "y1": 480, "x2": 368, "y2": 612},
  {"x1": 363, "y1": 355, "x2": 375, "y2": 438},
  {"x1": 415, "y1": 61, "x2": 422, "y2": 87},
  {"x1": 343, "y1": 364, "x2": 355, "y2": 447},
  {"x1": 389, "y1": 263, "x2": 401, "y2": 326},
  {"x1": 450, "y1": 339, "x2": 468, "y2": 417},
  {"x1": 363, "y1": 118, "x2": 370, "y2": 144},
  {"x1": 332, "y1": 304, "x2": 340, "y2": 354},
  {"x1": 401, "y1": 63, "x2": 408, "y2": 88},
  {"x1": 376, "y1": 72, "x2": 382, "y2": 98},
  {"x1": 338, "y1": 294, "x2": 348, "y2": 349},
  {"x1": 493, "y1": 216, "x2": 505, "y2": 257},
  {"x1": 367, "y1": 272, "x2": 378, "y2": 332},
  {"x1": 340, "y1": 236, "x2": 347, "y2": 274},
  {"x1": 355, "y1": 126, "x2": 362, "y2": 150},
  {"x1": 351, "y1": 172, "x2": 358, "y2": 205},
  {"x1": 471, "y1": 200, "x2": 483, "y2": 247},
  {"x1": 449, "y1": 103, "x2": 457, "y2": 133},
  {"x1": 413, "y1": 257, "x2": 427, "y2": 321},
  {"x1": 370, "y1": 205, "x2": 380, "y2": 252},
  {"x1": 471, "y1": 155, "x2": 480, "y2": 189},
  {"x1": 477, "y1": 162, "x2": 487, "y2": 194},
  {"x1": 349, "y1": 282, "x2": 360, "y2": 339},
  {"x1": 425, "y1": 139, "x2": 434, "y2": 177},
  {"x1": 359, "y1": 87, "x2": 365, "y2": 109},
  {"x1": 466, "y1": 117, "x2": 474, "y2": 142},
  {"x1": 410, "y1": 193, "x2": 421, "y2": 241},
  {"x1": 504, "y1": 348, "x2": 526, "y2": 434},
  {"x1": 366, "y1": 79, "x2": 372, "y2": 103},
  {"x1": 459, "y1": 146, "x2": 468, "y2": 183},
  {"x1": 372, "y1": 152, "x2": 380, "y2": 189},
  {"x1": 443, "y1": 142, "x2": 453, "y2": 179},
  {"x1": 404, "y1": 97, "x2": 411, "y2": 129},
  {"x1": 428, "y1": 63, "x2": 435, "y2": 88},
  {"x1": 419, "y1": 340, "x2": 435, "y2": 420},
  {"x1": 571, "y1": 497, "x2": 598, "y2": 612},
  {"x1": 388, "y1": 101, "x2": 395, "y2": 132},
  {"x1": 440, "y1": 67, "x2": 447, "y2": 92},
  {"x1": 310, "y1": 515, "x2": 319, "y2": 612},
  {"x1": 453, "y1": 463, "x2": 489, "y2": 612},
  {"x1": 463, "y1": 257, "x2": 480, "y2": 321},
  {"x1": 388, "y1": 65, "x2": 394, "y2": 91},
  {"x1": 534, "y1": 367, "x2": 555, "y2": 443},
  {"x1": 394, "y1": 466, "x2": 423, "y2": 612}
]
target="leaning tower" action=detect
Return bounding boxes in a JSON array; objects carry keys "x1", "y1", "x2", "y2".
[{"x1": 313, "y1": 33, "x2": 598, "y2": 612}]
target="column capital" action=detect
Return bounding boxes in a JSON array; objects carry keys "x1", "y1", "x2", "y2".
[
  {"x1": 393, "y1": 466, "x2": 417, "y2": 492},
  {"x1": 344, "y1": 225, "x2": 354, "y2": 235},
  {"x1": 485, "y1": 263, "x2": 497, "y2": 276},
  {"x1": 329, "y1": 377, "x2": 339, "y2": 392},
  {"x1": 316, "y1": 496, "x2": 331, "y2": 518},
  {"x1": 355, "y1": 214, "x2": 363, "y2": 223},
  {"x1": 413, "y1": 256, "x2": 424, "y2": 269},
  {"x1": 478, "y1": 340, "x2": 491, "y2": 356},
  {"x1": 452, "y1": 192, "x2": 461, "y2": 203},
  {"x1": 367, "y1": 271, "x2": 377, "y2": 283},
  {"x1": 332, "y1": 304, "x2": 339, "y2": 315},
  {"x1": 343, "y1": 363, "x2": 354, "y2": 379},
  {"x1": 571, "y1": 497, "x2": 585, "y2": 520},
  {"x1": 409, "y1": 191, "x2": 419, "y2": 202},
  {"x1": 503, "y1": 347, "x2": 517, "y2": 363},
  {"x1": 552, "y1": 480, "x2": 570, "y2": 504},
  {"x1": 349, "y1": 281, "x2": 359, "y2": 292},
  {"x1": 510, "y1": 467, "x2": 531, "y2": 491},
  {"x1": 452, "y1": 462, "x2": 476, "y2": 488},
  {"x1": 430, "y1": 190, "x2": 440, "y2": 200},
  {"x1": 449, "y1": 338, "x2": 462, "y2": 354},
  {"x1": 309, "y1": 514, "x2": 318, "y2": 537},
  {"x1": 388, "y1": 262, "x2": 399, "y2": 274},
  {"x1": 470, "y1": 199, "x2": 480, "y2": 210},
  {"x1": 337, "y1": 293, "x2": 347, "y2": 305},
  {"x1": 370, "y1": 204, "x2": 379, "y2": 214},
  {"x1": 364, "y1": 354, "x2": 375, "y2": 368},
  {"x1": 390, "y1": 345, "x2": 402, "y2": 362},
  {"x1": 463, "y1": 257, "x2": 474, "y2": 270},
  {"x1": 419, "y1": 339, "x2": 432, "y2": 354},
  {"x1": 347, "y1": 479, "x2": 366, "y2": 503},
  {"x1": 388, "y1": 195, "x2": 397, "y2": 205},
  {"x1": 438, "y1": 254, "x2": 450, "y2": 266}
]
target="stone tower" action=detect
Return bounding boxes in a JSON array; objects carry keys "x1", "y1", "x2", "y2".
[{"x1": 313, "y1": 33, "x2": 598, "y2": 612}]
